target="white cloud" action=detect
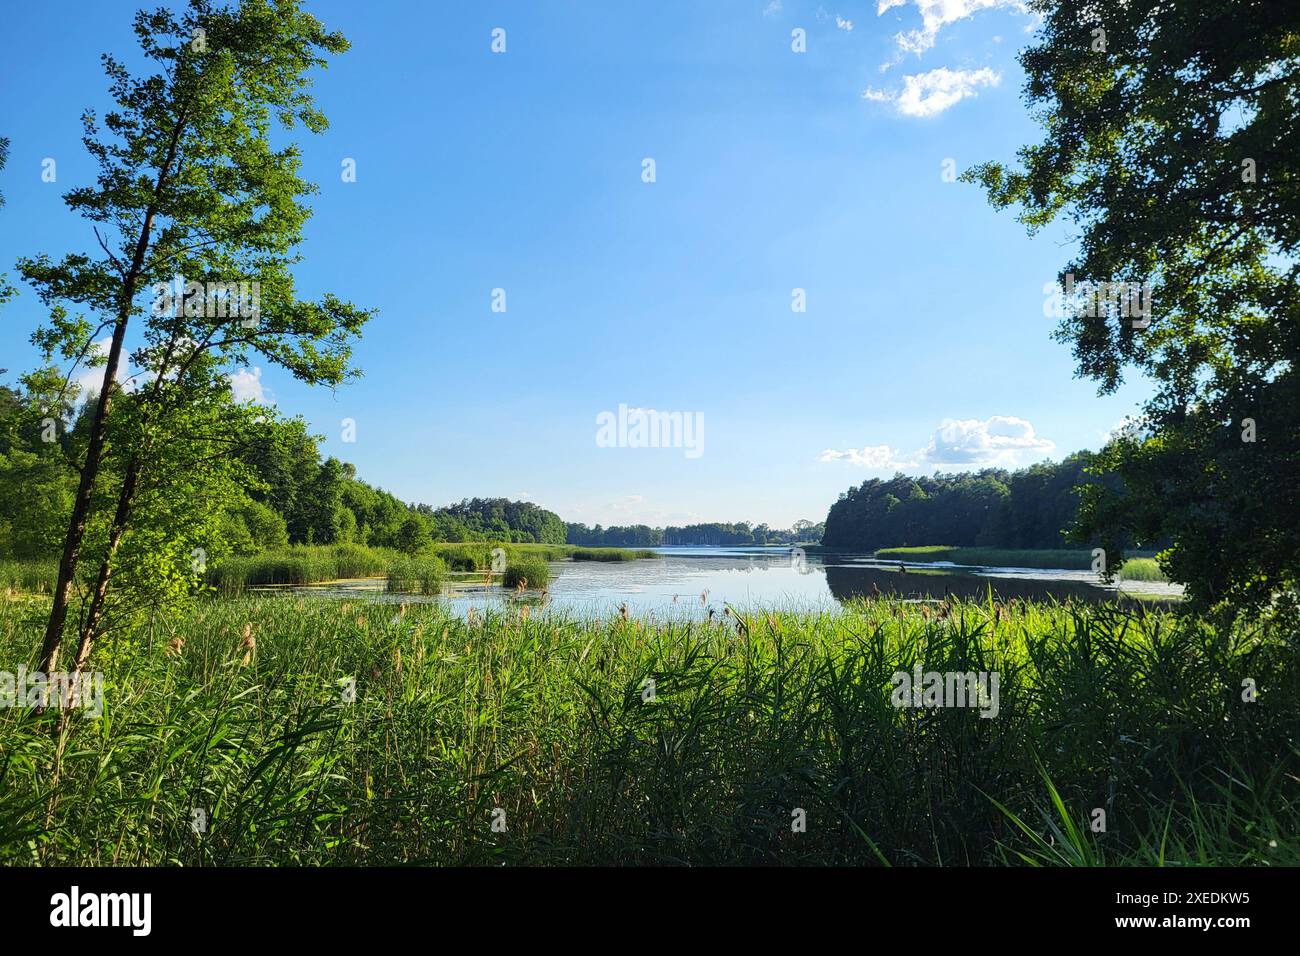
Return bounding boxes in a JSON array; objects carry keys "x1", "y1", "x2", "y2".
[
  {"x1": 815, "y1": 7, "x2": 853, "y2": 29},
  {"x1": 882, "y1": 0, "x2": 1028, "y2": 56},
  {"x1": 820, "y1": 415, "x2": 1054, "y2": 471},
  {"x1": 762, "y1": 0, "x2": 782, "y2": 16},
  {"x1": 863, "y1": 66, "x2": 1000, "y2": 117},
  {"x1": 229, "y1": 366, "x2": 268, "y2": 404},
  {"x1": 818, "y1": 444, "x2": 914, "y2": 469},
  {"x1": 920, "y1": 415, "x2": 1054, "y2": 465}
]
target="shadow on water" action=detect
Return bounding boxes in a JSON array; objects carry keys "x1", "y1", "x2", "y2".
[{"x1": 823, "y1": 563, "x2": 1177, "y2": 608}]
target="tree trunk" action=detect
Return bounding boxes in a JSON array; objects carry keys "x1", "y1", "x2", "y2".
[
  {"x1": 37, "y1": 104, "x2": 187, "y2": 674},
  {"x1": 72, "y1": 458, "x2": 142, "y2": 672}
]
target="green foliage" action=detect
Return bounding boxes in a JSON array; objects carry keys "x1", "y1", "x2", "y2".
[
  {"x1": 393, "y1": 515, "x2": 428, "y2": 555},
  {"x1": 966, "y1": 0, "x2": 1300, "y2": 614},
  {"x1": 0, "y1": 559, "x2": 58, "y2": 593},
  {"x1": 823, "y1": 456, "x2": 1095, "y2": 551},
  {"x1": 424, "y1": 498, "x2": 567, "y2": 544},
  {"x1": 385, "y1": 554, "x2": 446, "y2": 595},
  {"x1": 502, "y1": 556, "x2": 550, "y2": 590},
  {"x1": 220, "y1": 497, "x2": 290, "y2": 555},
  {"x1": 1, "y1": 594, "x2": 1294, "y2": 865}
]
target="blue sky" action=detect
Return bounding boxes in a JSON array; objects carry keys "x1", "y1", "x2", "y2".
[{"x1": 0, "y1": 0, "x2": 1153, "y2": 529}]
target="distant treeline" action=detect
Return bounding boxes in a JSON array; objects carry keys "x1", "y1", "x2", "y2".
[
  {"x1": 218, "y1": 418, "x2": 569, "y2": 549},
  {"x1": 0, "y1": 393, "x2": 569, "y2": 557},
  {"x1": 822, "y1": 455, "x2": 1105, "y2": 551},
  {"x1": 565, "y1": 520, "x2": 824, "y2": 548},
  {"x1": 2, "y1": 386, "x2": 809, "y2": 558}
]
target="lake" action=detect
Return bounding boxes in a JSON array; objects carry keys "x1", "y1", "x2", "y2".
[{"x1": 265, "y1": 546, "x2": 1183, "y2": 616}]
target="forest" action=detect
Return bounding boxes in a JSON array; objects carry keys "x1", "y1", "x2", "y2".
[
  {"x1": 565, "y1": 519, "x2": 824, "y2": 548},
  {"x1": 820, "y1": 454, "x2": 1113, "y2": 551}
]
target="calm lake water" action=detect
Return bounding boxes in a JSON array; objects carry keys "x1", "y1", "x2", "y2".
[{"x1": 265, "y1": 547, "x2": 1183, "y2": 617}]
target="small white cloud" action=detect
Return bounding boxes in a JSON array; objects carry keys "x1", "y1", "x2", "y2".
[
  {"x1": 864, "y1": 66, "x2": 1000, "y2": 117},
  {"x1": 836, "y1": 15, "x2": 854, "y2": 30},
  {"x1": 883, "y1": 1, "x2": 1028, "y2": 56},
  {"x1": 818, "y1": 444, "x2": 915, "y2": 469},
  {"x1": 820, "y1": 416, "x2": 1054, "y2": 471},
  {"x1": 229, "y1": 366, "x2": 268, "y2": 404},
  {"x1": 762, "y1": 0, "x2": 782, "y2": 16}
]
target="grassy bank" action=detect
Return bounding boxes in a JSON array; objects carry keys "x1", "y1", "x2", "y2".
[
  {"x1": 569, "y1": 548, "x2": 658, "y2": 562},
  {"x1": 874, "y1": 546, "x2": 1167, "y2": 582},
  {"x1": 0, "y1": 594, "x2": 1293, "y2": 866},
  {"x1": 0, "y1": 559, "x2": 58, "y2": 595}
]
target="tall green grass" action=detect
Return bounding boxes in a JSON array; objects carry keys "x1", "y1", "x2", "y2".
[
  {"x1": 569, "y1": 548, "x2": 658, "y2": 562},
  {"x1": 0, "y1": 559, "x2": 58, "y2": 594},
  {"x1": 0, "y1": 594, "x2": 1293, "y2": 866},
  {"x1": 385, "y1": 555, "x2": 447, "y2": 595},
  {"x1": 206, "y1": 543, "x2": 391, "y2": 593},
  {"x1": 502, "y1": 556, "x2": 550, "y2": 590},
  {"x1": 203, "y1": 542, "x2": 655, "y2": 592}
]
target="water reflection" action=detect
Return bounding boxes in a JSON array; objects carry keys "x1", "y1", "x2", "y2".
[{"x1": 260, "y1": 547, "x2": 1182, "y2": 616}]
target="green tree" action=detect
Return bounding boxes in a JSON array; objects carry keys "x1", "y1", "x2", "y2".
[
  {"x1": 0, "y1": 383, "x2": 76, "y2": 558},
  {"x1": 394, "y1": 515, "x2": 428, "y2": 555},
  {"x1": 20, "y1": 0, "x2": 372, "y2": 674},
  {"x1": 967, "y1": 0, "x2": 1300, "y2": 612}
]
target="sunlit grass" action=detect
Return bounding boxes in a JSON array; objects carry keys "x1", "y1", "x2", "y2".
[{"x1": 0, "y1": 593, "x2": 1292, "y2": 866}]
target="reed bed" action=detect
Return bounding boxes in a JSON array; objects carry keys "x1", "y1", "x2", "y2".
[
  {"x1": 201, "y1": 542, "x2": 654, "y2": 593},
  {"x1": 569, "y1": 548, "x2": 658, "y2": 562},
  {"x1": 0, "y1": 593, "x2": 1293, "y2": 866},
  {"x1": 0, "y1": 559, "x2": 58, "y2": 594},
  {"x1": 502, "y1": 556, "x2": 550, "y2": 590},
  {"x1": 385, "y1": 555, "x2": 447, "y2": 595}
]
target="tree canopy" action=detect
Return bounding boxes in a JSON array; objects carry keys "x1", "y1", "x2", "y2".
[
  {"x1": 967, "y1": 0, "x2": 1300, "y2": 613},
  {"x1": 821, "y1": 456, "x2": 1095, "y2": 552}
]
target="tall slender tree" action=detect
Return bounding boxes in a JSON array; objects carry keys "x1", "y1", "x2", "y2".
[{"x1": 20, "y1": 0, "x2": 373, "y2": 674}]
